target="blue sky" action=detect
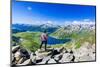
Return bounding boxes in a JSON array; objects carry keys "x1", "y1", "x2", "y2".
[{"x1": 12, "y1": 0, "x2": 96, "y2": 25}]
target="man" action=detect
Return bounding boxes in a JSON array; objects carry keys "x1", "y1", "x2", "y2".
[{"x1": 40, "y1": 30, "x2": 48, "y2": 51}]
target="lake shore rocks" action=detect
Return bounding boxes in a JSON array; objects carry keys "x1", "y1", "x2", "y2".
[{"x1": 12, "y1": 43, "x2": 95, "y2": 66}]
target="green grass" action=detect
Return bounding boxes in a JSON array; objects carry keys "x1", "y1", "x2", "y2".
[
  {"x1": 13, "y1": 32, "x2": 41, "y2": 52},
  {"x1": 20, "y1": 39, "x2": 39, "y2": 52},
  {"x1": 12, "y1": 28, "x2": 96, "y2": 52},
  {"x1": 75, "y1": 41, "x2": 81, "y2": 49},
  {"x1": 51, "y1": 29, "x2": 95, "y2": 49},
  {"x1": 50, "y1": 44, "x2": 64, "y2": 48}
]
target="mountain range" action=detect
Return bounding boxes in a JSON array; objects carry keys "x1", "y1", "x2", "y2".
[
  {"x1": 12, "y1": 23, "x2": 95, "y2": 35},
  {"x1": 12, "y1": 23, "x2": 61, "y2": 33}
]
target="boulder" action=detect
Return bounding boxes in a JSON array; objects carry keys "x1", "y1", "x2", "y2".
[
  {"x1": 39, "y1": 52, "x2": 51, "y2": 58},
  {"x1": 47, "y1": 59, "x2": 57, "y2": 64},
  {"x1": 71, "y1": 55, "x2": 75, "y2": 62},
  {"x1": 20, "y1": 48, "x2": 30, "y2": 59},
  {"x1": 59, "y1": 53, "x2": 73, "y2": 63},
  {"x1": 36, "y1": 61, "x2": 46, "y2": 64},
  {"x1": 70, "y1": 50, "x2": 74, "y2": 54},
  {"x1": 12, "y1": 45, "x2": 20, "y2": 53},
  {"x1": 35, "y1": 51, "x2": 51, "y2": 59},
  {"x1": 14, "y1": 51, "x2": 21, "y2": 62},
  {"x1": 65, "y1": 49, "x2": 68, "y2": 53},
  {"x1": 30, "y1": 52, "x2": 43, "y2": 63},
  {"x1": 17, "y1": 57, "x2": 25, "y2": 64},
  {"x1": 37, "y1": 56, "x2": 51, "y2": 64},
  {"x1": 30, "y1": 53, "x2": 36, "y2": 64},
  {"x1": 54, "y1": 54, "x2": 63, "y2": 61},
  {"x1": 35, "y1": 56, "x2": 43, "y2": 63},
  {"x1": 20, "y1": 59, "x2": 32, "y2": 65},
  {"x1": 36, "y1": 49, "x2": 45, "y2": 53},
  {"x1": 35, "y1": 51, "x2": 39, "y2": 56},
  {"x1": 51, "y1": 49, "x2": 60, "y2": 57}
]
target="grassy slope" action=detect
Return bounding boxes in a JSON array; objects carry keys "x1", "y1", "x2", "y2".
[
  {"x1": 12, "y1": 27, "x2": 95, "y2": 52},
  {"x1": 13, "y1": 32, "x2": 41, "y2": 52},
  {"x1": 51, "y1": 28, "x2": 96, "y2": 49}
]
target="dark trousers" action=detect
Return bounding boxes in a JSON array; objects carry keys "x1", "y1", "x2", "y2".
[{"x1": 40, "y1": 41, "x2": 47, "y2": 51}]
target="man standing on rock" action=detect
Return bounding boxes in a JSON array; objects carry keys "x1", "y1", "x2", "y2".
[{"x1": 40, "y1": 30, "x2": 48, "y2": 51}]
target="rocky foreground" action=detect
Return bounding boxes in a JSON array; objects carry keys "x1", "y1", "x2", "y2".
[{"x1": 12, "y1": 42, "x2": 95, "y2": 66}]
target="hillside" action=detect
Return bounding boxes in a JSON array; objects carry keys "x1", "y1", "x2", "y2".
[
  {"x1": 11, "y1": 24, "x2": 96, "y2": 66},
  {"x1": 51, "y1": 24, "x2": 95, "y2": 49}
]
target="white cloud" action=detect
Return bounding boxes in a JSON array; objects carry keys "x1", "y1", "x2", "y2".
[
  {"x1": 72, "y1": 20, "x2": 95, "y2": 25},
  {"x1": 64, "y1": 19, "x2": 95, "y2": 25},
  {"x1": 13, "y1": 17, "x2": 95, "y2": 25}
]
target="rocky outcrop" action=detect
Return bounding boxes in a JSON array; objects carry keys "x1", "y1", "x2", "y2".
[
  {"x1": 59, "y1": 53, "x2": 74, "y2": 63},
  {"x1": 12, "y1": 43, "x2": 95, "y2": 66},
  {"x1": 73, "y1": 42, "x2": 96, "y2": 62},
  {"x1": 12, "y1": 45, "x2": 20, "y2": 53},
  {"x1": 47, "y1": 59, "x2": 57, "y2": 64}
]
